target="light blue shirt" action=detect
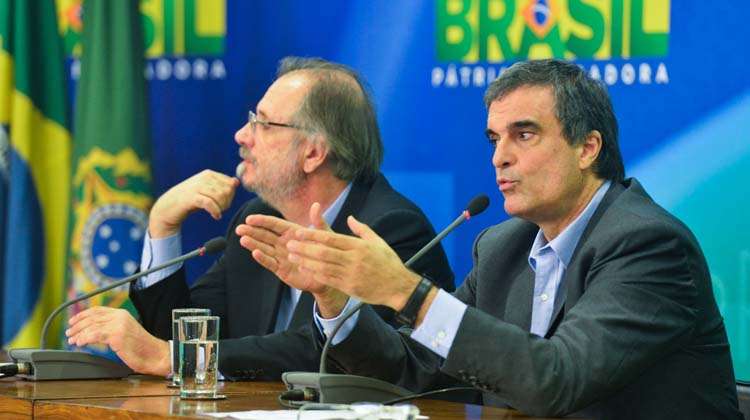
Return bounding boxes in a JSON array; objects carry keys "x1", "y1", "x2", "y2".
[
  {"x1": 527, "y1": 180, "x2": 611, "y2": 337},
  {"x1": 138, "y1": 183, "x2": 352, "y2": 334},
  {"x1": 317, "y1": 181, "x2": 611, "y2": 357}
]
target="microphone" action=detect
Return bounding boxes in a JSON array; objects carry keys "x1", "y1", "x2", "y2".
[
  {"x1": 8, "y1": 237, "x2": 226, "y2": 380},
  {"x1": 282, "y1": 194, "x2": 490, "y2": 405}
]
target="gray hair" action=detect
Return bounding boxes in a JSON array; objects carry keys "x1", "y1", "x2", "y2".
[
  {"x1": 484, "y1": 59, "x2": 625, "y2": 182},
  {"x1": 277, "y1": 57, "x2": 383, "y2": 182}
]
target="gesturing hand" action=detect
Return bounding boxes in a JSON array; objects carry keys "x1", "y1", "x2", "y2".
[
  {"x1": 237, "y1": 202, "x2": 352, "y2": 317},
  {"x1": 286, "y1": 215, "x2": 422, "y2": 311}
]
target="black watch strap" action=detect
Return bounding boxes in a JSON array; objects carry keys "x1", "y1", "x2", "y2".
[{"x1": 395, "y1": 276, "x2": 435, "y2": 327}]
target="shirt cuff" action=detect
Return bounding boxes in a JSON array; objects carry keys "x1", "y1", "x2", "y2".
[
  {"x1": 313, "y1": 297, "x2": 361, "y2": 346},
  {"x1": 136, "y1": 230, "x2": 183, "y2": 289},
  {"x1": 410, "y1": 289, "x2": 467, "y2": 359}
]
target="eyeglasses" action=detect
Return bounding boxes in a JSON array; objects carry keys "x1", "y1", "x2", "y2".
[{"x1": 247, "y1": 110, "x2": 305, "y2": 133}]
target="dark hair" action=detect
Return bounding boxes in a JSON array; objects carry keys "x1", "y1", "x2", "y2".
[
  {"x1": 276, "y1": 57, "x2": 383, "y2": 182},
  {"x1": 484, "y1": 59, "x2": 625, "y2": 182}
]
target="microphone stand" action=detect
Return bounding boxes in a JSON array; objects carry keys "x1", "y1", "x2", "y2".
[{"x1": 8, "y1": 237, "x2": 225, "y2": 380}]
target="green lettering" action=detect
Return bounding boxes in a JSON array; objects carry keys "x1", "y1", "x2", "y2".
[
  {"x1": 141, "y1": 12, "x2": 155, "y2": 52},
  {"x1": 436, "y1": 0, "x2": 473, "y2": 61},
  {"x1": 630, "y1": 0, "x2": 668, "y2": 56},
  {"x1": 184, "y1": 0, "x2": 223, "y2": 55},
  {"x1": 479, "y1": 0, "x2": 515, "y2": 61},
  {"x1": 164, "y1": 0, "x2": 175, "y2": 54},
  {"x1": 610, "y1": 0, "x2": 623, "y2": 57},
  {"x1": 567, "y1": 0, "x2": 604, "y2": 58}
]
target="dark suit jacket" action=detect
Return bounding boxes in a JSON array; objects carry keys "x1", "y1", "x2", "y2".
[
  {"x1": 130, "y1": 173, "x2": 454, "y2": 380},
  {"x1": 325, "y1": 179, "x2": 741, "y2": 419}
]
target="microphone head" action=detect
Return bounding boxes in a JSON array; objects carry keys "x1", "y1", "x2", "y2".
[
  {"x1": 466, "y1": 194, "x2": 490, "y2": 216},
  {"x1": 203, "y1": 237, "x2": 227, "y2": 254}
]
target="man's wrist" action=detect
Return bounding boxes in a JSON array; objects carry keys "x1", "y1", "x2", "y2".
[
  {"x1": 390, "y1": 271, "x2": 423, "y2": 312},
  {"x1": 148, "y1": 222, "x2": 180, "y2": 240},
  {"x1": 148, "y1": 339, "x2": 172, "y2": 377},
  {"x1": 314, "y1": 289, "x2": 349, "y2": 319},
  {"x1": 395, "y1": 276, "x2": 436, "y2": 327}
]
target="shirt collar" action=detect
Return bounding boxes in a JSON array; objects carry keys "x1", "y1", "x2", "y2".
[
  {"x1": 321, "y1": 183, "x2": 353, "y2": 226},
  {"x1": 529, "y1": 180, "x2": 611, "y2": 269}
]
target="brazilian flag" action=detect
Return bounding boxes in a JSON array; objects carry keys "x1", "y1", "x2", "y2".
[
  {"x1": 0, "y1": 0, "x2": 72, "y2": 348},
  {"x1": 64, "y1": 0, "x2": 152, "y2": 354}
]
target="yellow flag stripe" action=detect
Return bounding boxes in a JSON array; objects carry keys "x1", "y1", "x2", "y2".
[
  {"x1": 0, "y1": 45, "x2": 14, "y2": 124},
  {"x1": 5, "y1": 87, "x2": 71, "y2": 349}
]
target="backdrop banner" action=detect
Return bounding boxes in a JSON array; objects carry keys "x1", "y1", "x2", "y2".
[{"x1": 52, "y1": 0, "x2": 749, "y2": 377}]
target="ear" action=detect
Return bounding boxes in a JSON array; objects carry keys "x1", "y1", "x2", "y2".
[
  {"x1": 301, "y1": 134, "x2": 329, "y2": 174},
  {"x1": 578, "y1": 130, "x2": 602, "y2": 171}
]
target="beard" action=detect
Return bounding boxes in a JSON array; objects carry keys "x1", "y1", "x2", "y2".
[{"x1": 237, "y1": 146, "x2": 306, "y2": 209}]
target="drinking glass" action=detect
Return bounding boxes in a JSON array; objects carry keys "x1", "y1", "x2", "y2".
[
  {"x1": 170, "y1": 308, "x2": 210, "y2": 387},
  {"x1": 178, "y1": 315, "x2": 221, "y2": 399}
]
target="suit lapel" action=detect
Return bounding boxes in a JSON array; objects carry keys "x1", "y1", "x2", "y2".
[
  {"x1": 243, "y1": 202, "x2": 288, "y2": 334},
  {"x1": 544, "y1": 181, "x2": 626, "y2": 337},
  {"x1": 504, "y1": 262, "x2": 535, "y2": 331},
  {"x1": 288, "y1": 292, "x2": 315, "y2": 329},
  {"x1": 329, "y1": 175, "x2": 376, "y2": 235}
]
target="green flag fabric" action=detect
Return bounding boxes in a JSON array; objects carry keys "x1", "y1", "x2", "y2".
[
  {"x1": 65, "y1": 0, "x2": 152, "y2": 353},
  {"x1": 1, "y1": 0, "x2": 71, "y2": 349}
]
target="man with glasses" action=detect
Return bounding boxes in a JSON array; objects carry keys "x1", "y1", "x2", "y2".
[{"x1": 65, "y1": 57, "x2": 454, "y2": 380}]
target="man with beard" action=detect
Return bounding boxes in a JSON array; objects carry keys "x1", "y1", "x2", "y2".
[{"x1": 65, "y1": 57, "x2": 454, "y2": 380}]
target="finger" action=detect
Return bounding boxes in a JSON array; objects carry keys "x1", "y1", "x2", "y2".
[
  {"x1": 68, "y1": 306, "x2": 109, "y2": 325},
  {"x1": 244, "y1": 214, "x2": 296, "y2": 236},
  {"x1": 206, "y1": 170, "x2": 240, "y2": 188},
  {"x1": 293, "y1": 227, "x2": 359, "y2": 250},
  {"x1": 309, "y1": 202, "x2": 331, "y2": 231},
  {"x1": 197, "y1": 182, "x2": 235, "y2": 210},
  {"x1": 239, "y1": 234, "x2": 277, "y2": 257},
  {"x1": 289, "y1": 252, "x2": 347, "y2": 283},
  {"x1": 251, "y1": 249, "x2": 280, "y2": 273},
  {"x1": 194, "y1": 193, "x2": 223, "y2": 220},
  {"x1": 66, "y1": 312, "x2": 111, "y2": 337},
  {"x1": 67, "y1": 317, "x2": 110, "y2": 345},
  {"x1": 70, "y1": 328, "x2": 109, "y2": 347},
  {"x1": 236, "y1": 223, "x2": 278, "y2": 241},
  {"x1": 347, "y1": 216, "x2": 386, "y2": 245},
  {"x1": 286, "y1": 239, "x2": 348, "y2": 266}
]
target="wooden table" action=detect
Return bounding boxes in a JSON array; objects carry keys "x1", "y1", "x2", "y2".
[{"x1": 0, "y1": 375, "x2": 561, "y2": 419}]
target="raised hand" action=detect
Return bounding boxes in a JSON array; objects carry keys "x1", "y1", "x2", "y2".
[
  {"x1": 149, "y1": 170, "x2": 240, "y2": 238},
  {"x1": 286, "y1": 215, "x2": 422, "y2": 312},
  {"x1": 237, "y1": 203, "x2": 350, "y2": 317}
]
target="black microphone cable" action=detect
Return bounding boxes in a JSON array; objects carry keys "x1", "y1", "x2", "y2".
[
  {"x1": 278, "y1": 387, "x2": 320, "y2": 409},
  {"x1": 382, "y1": 386, "x2": 478, "y2": 405},
  {"x1": 0, "y1": 362, "x2": 32, "y2": 378}
]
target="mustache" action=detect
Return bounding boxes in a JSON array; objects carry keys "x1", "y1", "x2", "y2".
[{"x1": 239, "y1": 147, "x2": 257, "y2": 164}]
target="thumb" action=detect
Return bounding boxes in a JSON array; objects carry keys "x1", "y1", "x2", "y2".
[
  {"x1": 309, "y1": 202, "x2": 331, "y2": 231},
  {"x1": 346, "y1": 215, "x2": 383, "y2": 244}
]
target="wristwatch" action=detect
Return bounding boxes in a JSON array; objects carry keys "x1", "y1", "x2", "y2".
[{"x1": 395, "y1": 276, "x2": 435, "y2": 327}]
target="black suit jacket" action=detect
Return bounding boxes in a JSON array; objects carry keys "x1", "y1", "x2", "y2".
[
  {"x1": 130, "y1": 174, "x2": 454, "y2": 380},
  {"x1": 325, "y1": 179, "x2": 742, "y2": 419}
]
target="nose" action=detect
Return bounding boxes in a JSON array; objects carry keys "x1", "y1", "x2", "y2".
[
  {"x1": 491, "y1": 139, "x2": 513, "y2": 169},
  {"x1": 235, "y1": 122, "x2": 254, "y2": 147}
]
